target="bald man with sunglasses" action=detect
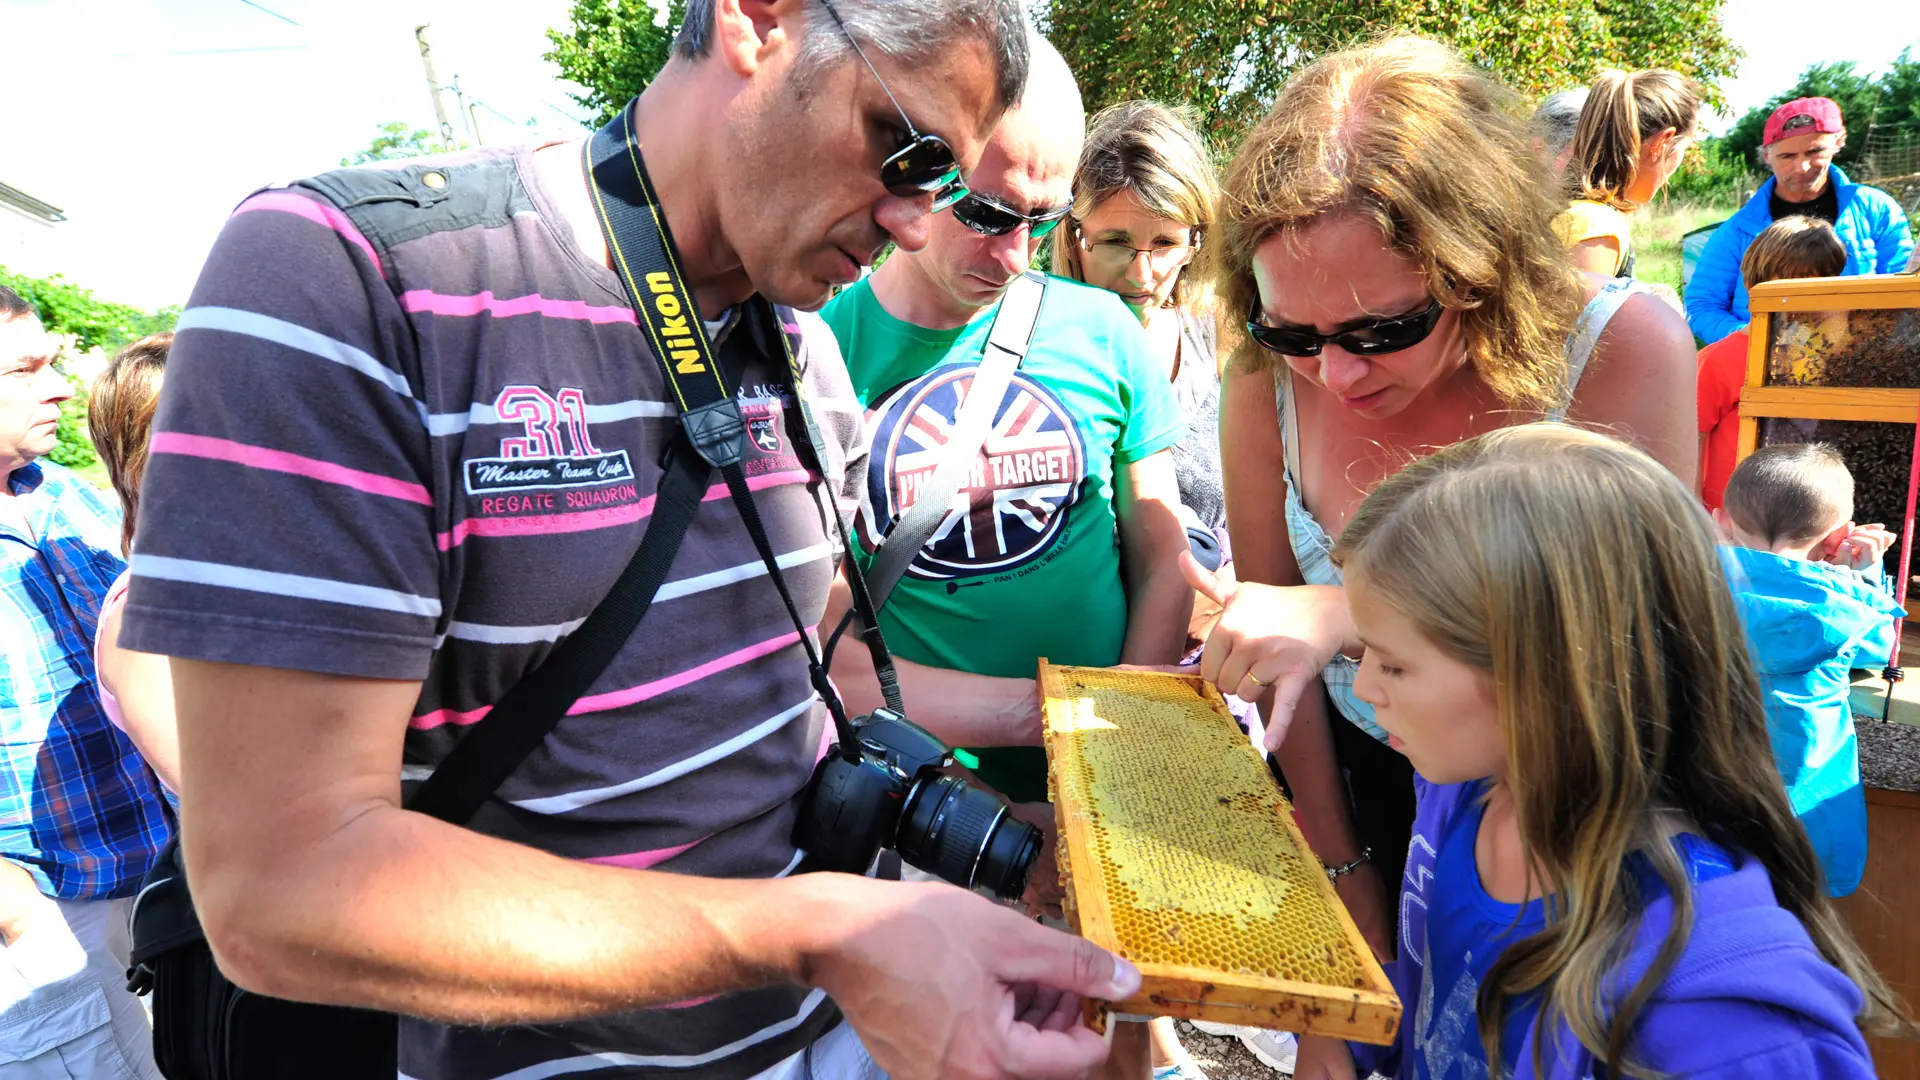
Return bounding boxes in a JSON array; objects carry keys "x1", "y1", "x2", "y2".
[{"x1": 819, "y1": 35, "x2": 1192, "y2": 918}]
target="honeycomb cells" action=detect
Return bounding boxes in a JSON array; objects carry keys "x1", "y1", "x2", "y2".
[
  {"x1": 1049, "y1": 669, "x2": 1368, "y2": 988},
  {"x1": 1765, "y1": 308, "x2": 1920, "y2": 389}
]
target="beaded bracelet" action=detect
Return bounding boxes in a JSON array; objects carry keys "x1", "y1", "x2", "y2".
[{"x1": 1325, "y1": 846, "x2": 1373, "y2": 881}]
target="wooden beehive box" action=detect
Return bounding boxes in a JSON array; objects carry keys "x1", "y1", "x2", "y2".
[
  {"x1": 1038, "y1": 661, "x2": 1400, "y2": 1044},
  {"x1": 1735, "y1": 274, "x2": 1920, "y2": 514}
]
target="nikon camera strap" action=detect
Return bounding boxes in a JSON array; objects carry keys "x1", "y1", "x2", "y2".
[
  {"x1": 582, "y1": 102, "x2": 904, "y2": 752},
  {"x1": 410, "y1": 107, "x2": 899, "y2": 820}
]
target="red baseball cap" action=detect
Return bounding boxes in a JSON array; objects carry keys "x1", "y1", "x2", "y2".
[{"x1": 1764, "y1": 97, "x2": 1844, "y2": 146}]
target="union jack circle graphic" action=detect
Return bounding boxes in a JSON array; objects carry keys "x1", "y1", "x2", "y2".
[{"x1": 866, "y1": 364, "x2": 1086, "y2": 580}]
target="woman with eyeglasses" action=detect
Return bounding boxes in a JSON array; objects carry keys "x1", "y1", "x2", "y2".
[
  {"x1": 1053, "y1": 101, "x2": 1233, "y2": 650},
  {"x1": 1186, "y1": 37, "x2": 1698, "y2": 986}
]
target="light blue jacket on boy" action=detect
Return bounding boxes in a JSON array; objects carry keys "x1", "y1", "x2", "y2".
[
  {"x1": 1721, "y1": 545, "x2": 1901, "y2": 896},
  {"x1": 1685, "y1": 166, "x2": 1914, "y2": 345}
]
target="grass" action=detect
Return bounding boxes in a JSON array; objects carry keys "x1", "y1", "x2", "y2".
[
  {"x1": 1634, "y1": 198, "x2": 1739, "y2": 297},
  {"x1": 70, "y1": 456, "x2": 112, "y2": 490}
]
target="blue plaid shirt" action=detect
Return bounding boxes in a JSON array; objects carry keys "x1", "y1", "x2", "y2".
[{"x1": 2, "y1": 459, "x2": 172, "y2": 899}]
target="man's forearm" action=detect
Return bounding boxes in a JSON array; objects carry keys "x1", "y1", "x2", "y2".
[
  {"x1": 1119, "y1": 562, "x2": 1192, "y2": 665},
  {"x1": 191, "y1": 802, "x2": 861, "y2": 1025},
  {"x1": 830, "y1": 636, "x2": 1040, "y2": 748},
  {"x1": 1115, "y1": 454, "x2": 1192, "y2": 666}
]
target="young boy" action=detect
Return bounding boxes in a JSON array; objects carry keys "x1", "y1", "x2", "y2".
[
  {"x1": 1697, "y1": 216, "x2": 1848, "y2": 510},
  {"x1": 1716, "y1": 444, "x2": 1900, "y2": 896}
]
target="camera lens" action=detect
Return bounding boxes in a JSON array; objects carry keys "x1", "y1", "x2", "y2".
[{"x1": 896, "y1": 776, "x2": 1041, "y2": 901}]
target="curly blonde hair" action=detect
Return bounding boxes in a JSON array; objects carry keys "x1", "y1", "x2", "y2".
[{"x1": 1207, "y1": 36, "x2": 1582, "y2": 410}]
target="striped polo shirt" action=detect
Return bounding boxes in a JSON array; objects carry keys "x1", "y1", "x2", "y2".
[{"x1": 121, "y1": 147, "x2": 867, "y2": 1080}]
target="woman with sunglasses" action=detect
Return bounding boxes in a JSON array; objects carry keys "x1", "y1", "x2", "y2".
[
  {"x1": 1188, "y1": 36, "x2": 1697, "y2": 975},
  {"x1": 1053, "y1": 101, "x2": 1233, "y2": 652}
]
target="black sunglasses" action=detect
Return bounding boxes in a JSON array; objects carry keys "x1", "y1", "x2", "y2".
[
  {"x1": 819, "y1": 0, "x2": 967, "y2": 206},
  {"x1": 1245, "y1": 296, "x2": 1445, "y2": 357},
  {"x1": 949, "y1": 190, "x2": 1071, "y2": 239}
]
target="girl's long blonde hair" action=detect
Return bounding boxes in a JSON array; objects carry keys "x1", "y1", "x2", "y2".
[
  {"x1": 1333, "y1": 423, "x2": 1912, "y2": 1077},
  {"x1": 1206, "y1": 36, "x2": 1582, "y2": 410},
  {"x1": 1051, "y1": 99, "x2": 1220, "y2": 308}
]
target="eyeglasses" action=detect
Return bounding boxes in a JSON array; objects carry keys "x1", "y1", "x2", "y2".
[
  {"x1": 949, "y1": 190, "x2": 1071, "y2": 239},
  {"x1": 818, "y1": 0, "x2": 967, "y2": 206},
  {"x1": 1080, "y1": 235, "x2": 1195, "y2": 273},
  {"x1": 1245, "y1": 296, "x2": 1445, "y2": 357}
]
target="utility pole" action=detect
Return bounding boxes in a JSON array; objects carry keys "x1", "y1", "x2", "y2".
[
  {"x1": 414, "y1": 24, "x2": 455, "y2": 147},
  {"x1": 451, "y1": 75, "x2": 480, "y2": 145}
]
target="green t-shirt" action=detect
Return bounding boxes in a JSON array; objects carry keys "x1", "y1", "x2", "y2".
[{"x1": 820, "y1": 274, "x2": 1183, "y2": 802}]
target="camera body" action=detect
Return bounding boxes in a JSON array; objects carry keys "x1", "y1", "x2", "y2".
[{"x1": 793, "y1": 709, "x2": 1041, "y2": 901}]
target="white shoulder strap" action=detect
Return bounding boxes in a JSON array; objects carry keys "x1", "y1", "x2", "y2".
[
  {"x1": 1557, "y1": 278, "x2": 1646, "y2": 419},
  {"x1": 865, "y1": 271, "x2": 1049, "y2": 610}
]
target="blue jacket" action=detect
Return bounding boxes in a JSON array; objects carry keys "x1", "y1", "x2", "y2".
[
  {"x1": 1685, "y1": 166, "x2": 1915, "y2": 344},
  {"x1": 1355, "y1": 777, "x2": 1878, "y2": 1079},
  {"x1": 1722, "y1": 545, "x2": 1901, "y2": 896}
]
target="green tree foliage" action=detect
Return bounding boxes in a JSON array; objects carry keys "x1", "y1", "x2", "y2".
[
  {"x1": 541, "y1": 0, "x2": 1739, "y2": 147},
  {"x1": 546, "y1": 0, "x2": 687, "y2": 127},
  {"x1": 1870, "y1": 47, "x2": 1920, "y2": 147},
  {"x1": 0, "y1": 266, "x2": 178, "y2": 354},
  {"x1": 0, "y1": 265, "x2": 180, "y2": 470},
  {"x1": 49, "y1": 374, "x2": 95, "y2": 470},
  {"x1": 1036, "y1": 0, "x2": 1742, "y2": 141},
  {"x1": 1663, "y1": 137, "x2": 1753, "y2": 203},
  {"x1": 341, "y1": 121, "x2": 463, "y2": 167}
]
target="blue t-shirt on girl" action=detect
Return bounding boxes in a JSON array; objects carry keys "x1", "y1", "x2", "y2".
[
  {"x1": 1358, "y1": 776, "x2": 1876, "y2": 1080},
  {"x1": 1413, "y1": 784, "x2": 1736, "y2": 1079}
]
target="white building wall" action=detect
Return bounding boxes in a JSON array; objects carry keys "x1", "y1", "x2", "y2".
[{"x1": 0, "y1": 197, "x2": 67, "y2": 281}]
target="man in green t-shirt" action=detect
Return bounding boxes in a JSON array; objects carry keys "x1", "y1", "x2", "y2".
[{"x1": 819, "y1": 40, "x2": 1190, "y2": 811}]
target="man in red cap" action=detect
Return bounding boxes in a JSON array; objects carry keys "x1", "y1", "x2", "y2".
[
  {"x1": 1686, "y1": 96, "x2": 1913, "y2": 344},
  {"x1": 1763, "y1": 97, "x2": 1848, "y2": 212}
]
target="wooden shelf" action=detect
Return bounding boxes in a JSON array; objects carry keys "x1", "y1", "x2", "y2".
[
  {"x1": 1739, "y1": 386, "x2": 1920, "y2": 425},
  {"x1": 1835, "y1": 785, "x2": 1920, "y2": 1077},
  {"x1": 1749, "y1": 274, "x2": 1920, "y2": 313}
]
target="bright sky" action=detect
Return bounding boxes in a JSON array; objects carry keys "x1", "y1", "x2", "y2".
[
  {"x1": 1709, "y1": 0, "x2": 1920, "y2": 133},
  {"x1": 0, "y1": 0, "x2": 599, "y2": 310},
  {"x1": 1, "y1": 0, "x2": 1916, "y2": 312}
]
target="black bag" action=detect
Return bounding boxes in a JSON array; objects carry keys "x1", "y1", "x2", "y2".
[{"x1": 129, "y1": 846, "x2": 399, "y2": 1080}]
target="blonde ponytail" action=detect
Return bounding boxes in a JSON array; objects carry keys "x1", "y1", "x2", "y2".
[{"x1": 1566, "y1": 69, "x2": 1701, "y2": 209}]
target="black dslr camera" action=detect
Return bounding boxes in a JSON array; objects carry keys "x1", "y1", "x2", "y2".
[{"x1": 793, "y1": 709, "x2": 1042, "y2": 901}]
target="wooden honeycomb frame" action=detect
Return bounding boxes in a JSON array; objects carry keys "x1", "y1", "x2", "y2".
[
  {"x1": 1734, "y1": 274, "x2": 1920, "y2": 458},
  {"x1": 1039, "y1": 662, "x2": 1400, "y2": 1044}
]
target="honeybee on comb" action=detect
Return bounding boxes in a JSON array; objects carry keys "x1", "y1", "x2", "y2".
[{"x1": 1038, "y1": 661, "x2": 1401, "y2": 1044}]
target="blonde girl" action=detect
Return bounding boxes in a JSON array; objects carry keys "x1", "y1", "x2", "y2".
[
  {"x1": 1554, "y1": 69, "x2": 1703, "y2": 277},
  {"x1": 1291, "y1": 423, "x2": 1906, "y2": 1079},
  {"x1": 89, "y1": 332, "x2": 180, "y2": 793}
]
